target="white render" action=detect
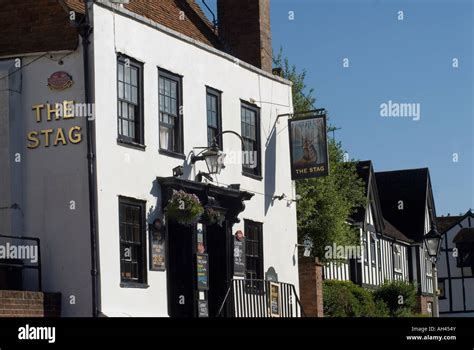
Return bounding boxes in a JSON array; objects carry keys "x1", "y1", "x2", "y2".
[
  {"x1": 0, "y1": 49, "x2": 93, "y2": 317},
  {"x1": 90, "y1": 3, "x2": 297, "y2": 316}
]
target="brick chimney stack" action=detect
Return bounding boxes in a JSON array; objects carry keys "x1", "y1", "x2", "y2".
[{"x1": 217, "y1": 0, "x2": 273, "y2": 73}]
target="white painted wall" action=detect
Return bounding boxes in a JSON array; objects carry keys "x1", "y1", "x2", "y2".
[
  {"x1": 91, "y1": 4, "x2": 297, "y2": 317},
  {"x1": 0, "y1": 47, "x2": 93, "y2": 316}
]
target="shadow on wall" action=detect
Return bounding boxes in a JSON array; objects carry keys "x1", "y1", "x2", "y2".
[
  {"x1": 148, "y1": 178, "x2": 162, "y2": 223},
  {"x1": 264, "y1": 128, "x2": 276, "y2": 215}
]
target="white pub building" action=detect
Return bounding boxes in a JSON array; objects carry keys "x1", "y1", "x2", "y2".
[{"x1": 0, "y1": 0, "x2": 302, "y2": 317}]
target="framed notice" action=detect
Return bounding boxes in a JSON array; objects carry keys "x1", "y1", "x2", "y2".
[
  {"x1": 196, "y1": 254, "x2": 209, "y2": 291},
  {"x1": 198, "y1": 300, "x2": 209, "y2": 318},
  {"x1": 149, "y1": 230, "x2": 166, "y2": 271},
  {"x1": 269, "y1": 282, "x2": 280, "y2": 317},
  {"x1": 233, "y1": 235, "x2": 246, "y2": 277},
  {"x1": 288, "y1": 113, "x2": 329, "y2": 180}
]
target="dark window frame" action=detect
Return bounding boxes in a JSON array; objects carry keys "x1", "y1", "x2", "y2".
[
  {"x1": 240, "y1": 101, "x2": 262, "y2": 179},
  {"x1": 119, "y1": 196, "x2": 148, "y2": 287},
  {"x1": 244, "y1": 220, "x2": 264, "y2": 292},
  {"x1": 117, "y1": 54, "x2": 144, "y2": 147},
  {"x1": 456, "y1": 243, "x2": 474, "y2": 268},
  {"x1": 206, "y1": 86, "x2": 223, "y2": 149},
  {"x1": 158, "y1": 68, "x2": 184, "y2": 155}
]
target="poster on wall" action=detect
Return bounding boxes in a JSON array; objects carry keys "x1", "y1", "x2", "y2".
[
  {"x1": 233, "y1": 230, "x2": 246, "y2": 277},
  {"x1": 198, "y1": 300, "x2": 209, "y2": 318},
  {"x1": 288, "y1": 112, "x2": 329, "y2": 180},
  {"x1": 196, "y1": 254, "x2": 209, "y2": 291},
  {"x1": 269, "y1": 282, "x2": 280, "y2": 317},
  {"x1": 149, "y1": 230, "x2": 166, "y2": 271}
]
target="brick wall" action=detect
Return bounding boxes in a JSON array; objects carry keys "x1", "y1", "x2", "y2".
[
  {"x1": 416, "y1": 294, "x2": 434, "y2": 316},
  {"x1": 298, "y1": 257, "x2": 324, "y2": 317},
  {"x1": 0, "y1": 291, "x2": 61, "y2": 317},
  {"x1": 217, "y1": 0, "x2": 273, "y2": 72},
  {"x1": 0, "y1": 0, "x2": 79, "y2": 57}
]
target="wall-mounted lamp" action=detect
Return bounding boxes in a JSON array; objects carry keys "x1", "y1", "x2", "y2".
[
  {"x1": 172, "y1": 165, "x2": 183, "y2": 177},
  {"x1": 191, "y1": 142, "x2": 225, "y2": 175},
  {"x1": 191, "y1": 130, "x2": 244, "y2": 180},
  {"x1": 272, "y1": 193, "x2": 287, "y2": 201}
]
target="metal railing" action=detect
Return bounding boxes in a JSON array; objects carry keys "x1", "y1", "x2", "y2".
[
  {"x1": 0, "y1": 234, "x2": 42, "y2": 291},
  {"x1": 217, "y1": 279, "x2": 305, "y2": 317}
]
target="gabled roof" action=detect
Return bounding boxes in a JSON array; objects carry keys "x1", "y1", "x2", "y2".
[
  {"x1": 383, "y1": 218, "x2": 414, "y2": 244},
  {"x1": 453, "y1": 228, "x2": 474, "y2": 244},
  {"x1": 350, "y1": 161, "x2": 372, "y2": 223},
  {"x1": 437, "y1": 210, "x2": 473, "y2": 234},
  {"x1": 375, "y1": 168, "x2": 433, "y2": 243},
  {"x1": 350, "y1": 161, "x2": 385, "y2": 233},
  {"x1": 65, "y1": 0, "x2": 221, "y2": 48}
]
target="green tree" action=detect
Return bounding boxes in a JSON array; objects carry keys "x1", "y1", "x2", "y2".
[
  {"x1": 273, "y1": 49, "x2": 315, "y2": 113},
  {"x1": 274, "y1": 49, "x2": 366, "y2": 260}
]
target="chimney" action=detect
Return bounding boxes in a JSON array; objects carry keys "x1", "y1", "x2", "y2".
[{"x1": 217, "y1": 0, "x2": 273, "y2": 73}]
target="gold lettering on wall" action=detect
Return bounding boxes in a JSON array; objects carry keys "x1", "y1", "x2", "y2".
[
  {"x1": 27, "y1": 132, "x2": 40, "y2": 149},
  {"x1": 32, "y1": 104, "x2": 44, "y2": 122},
  {"x1": 54, "y1": 127, "x2": 67, "y2": 146},
  {"x1": 27, "y1": 100, "x2": 84, "y2": 149},
  {"x1": 68, "y1": 126, "x2": 82, "y2": 144},
  {"x1": 63, "y1": 100, "x2": 74, "y2": 119}
]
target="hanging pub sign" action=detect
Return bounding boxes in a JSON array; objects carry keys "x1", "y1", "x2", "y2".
[
  {"x1": 288, "y1": 111, "x2": 329, "y2": 180},
  {"x1": 233, "y1": 230, "x2": 246, "y2": 277}
]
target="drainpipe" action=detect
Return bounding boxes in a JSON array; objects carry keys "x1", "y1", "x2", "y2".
[{"x1": 79, "y1": 0, "x2": 101, "y2": 317}]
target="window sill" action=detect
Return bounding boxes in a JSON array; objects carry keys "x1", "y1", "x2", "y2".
[
  {"x1": 120, "y1": 282, "x2": 149, "y2": 289},
  {"x1": 242, "y1": 171, "x2": 263, "y2": 181},
  {"x1": 117, "y1": 138, "x2": 146, "y2": 151},
  {"x1": 159, "y1": 148, "x2": 186, "y2": 160}
]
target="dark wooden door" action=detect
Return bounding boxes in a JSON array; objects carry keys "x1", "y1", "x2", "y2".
[
  {"x1": 167, "y1": 221, "x2": 195, "y2": 317},
  {"x1": 206, "y1": 223, "x2": 231, "y2": 317}
]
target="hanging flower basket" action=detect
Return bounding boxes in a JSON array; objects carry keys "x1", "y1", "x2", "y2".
[
  {"x1": 165, "y1": 190, "x2": 204, "y2": 226},
  {"x1": 203, "y1": 207, "x2": 226, "y2": 227}
]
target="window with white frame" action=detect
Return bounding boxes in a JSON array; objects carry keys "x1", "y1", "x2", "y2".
[
  {"x1": 393, "y1": 245, "x2": 402, "y2": 273},
  {"x1": 370, "y1": 232, "x2": 377, "y2": 264},
  {"x1": 159, "y1": 69, "x2": 183, "y2": 154}
]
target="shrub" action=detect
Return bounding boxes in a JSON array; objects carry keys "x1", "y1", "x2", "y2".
[
  {"x1": 373, "y1": 280, "x2": 417, "y2": 317},
  {"x1": 323, "y1": 280, "x2": 389, "y2": 317}
]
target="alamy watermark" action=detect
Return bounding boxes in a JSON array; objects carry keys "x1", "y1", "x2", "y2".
[
  {"x1": 0, "y1": 243, "x2": 38, "y2": 263},
  {"x1": 52, "y1": 102, "x2": 95, "y2": 121},
  {"x1": 380, "y1": 100, "x2": 421, "y2": 121},
  {"x1": 324, "y1": 243, "x2": 363, "y2": 262},
  {"x1": 221, "y1": 149, "x2": 258, "y2": 169}
]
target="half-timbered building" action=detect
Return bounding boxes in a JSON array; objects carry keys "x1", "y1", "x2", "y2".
[
  {"x1": 437, "y1": 210, "x2": 474, "y2": 317},
  {"x1": 324, "y1": 161, "x2": 412, "y2": 288}
]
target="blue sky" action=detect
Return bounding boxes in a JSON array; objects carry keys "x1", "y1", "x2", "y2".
[{"x1": 203, "y1": 0, "x2": 473, "y2": 216}]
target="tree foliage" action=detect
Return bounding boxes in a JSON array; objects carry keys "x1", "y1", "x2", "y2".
[
  {"x1": 274, "y1": 49, "x2": 366, "y2": 259},
  {"x1": 273, "y1": 48, "x2": 315, "y2": 113}
]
